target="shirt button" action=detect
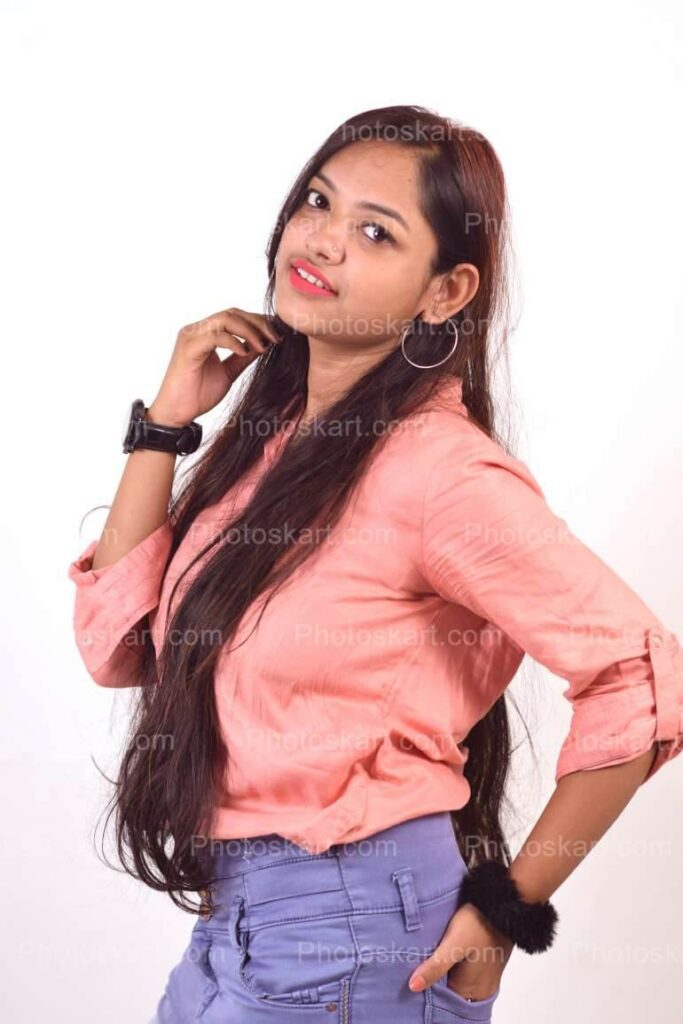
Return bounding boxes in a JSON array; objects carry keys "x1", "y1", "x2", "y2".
[
  {"x1": 82, "y1": 634, "x2": 93, "y2": 646},
  {"x1": 651, "y1": 633, "x2": 662, "y2": 647}
]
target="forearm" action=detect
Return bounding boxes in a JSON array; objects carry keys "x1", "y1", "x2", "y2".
[
  {"x1": 507, "y1": 745, "x2": 658, "y2": 903},
  {"x1": 91, "y1": 402, "x2": 178, "y2": 572},
  {"x1": 91, "y1": 447, "x2": 176, "y2": 570}
]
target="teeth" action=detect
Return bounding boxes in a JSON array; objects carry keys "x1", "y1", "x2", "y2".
[{"x1": 295, "y1": 266, "x2": 331, "y2": 291}]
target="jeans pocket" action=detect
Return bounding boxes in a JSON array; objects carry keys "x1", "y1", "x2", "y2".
[
  {"x1": 236, "y1": 909, "x2": 357, "y2": 1010},
  {"x1": 426, "y1": 972, "x2": 500, "y2": 1024},
  {"x1": 222, "y1": 855, "x2": 356, "y2": 1010}
]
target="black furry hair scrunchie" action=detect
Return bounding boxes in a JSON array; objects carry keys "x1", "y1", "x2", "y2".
[{"x1": 456, "y1": 859, "x2": 559, "y2": 954}]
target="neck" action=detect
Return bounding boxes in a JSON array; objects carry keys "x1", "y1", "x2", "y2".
[{"x1": 303, "y1": 333, "x2": 398, "y2": 420}]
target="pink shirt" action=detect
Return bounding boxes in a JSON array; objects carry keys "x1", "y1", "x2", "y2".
[{"x1": 67, "y1": 377, "x2": 683, "y2": 854}]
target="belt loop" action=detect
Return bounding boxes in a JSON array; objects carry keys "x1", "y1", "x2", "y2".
[
  {"x1": 391, "y1": 867, "x2": 423, "y2": 932},
  {"x1": 227, "y1": 894, "x2": 246, "y2": 949}
]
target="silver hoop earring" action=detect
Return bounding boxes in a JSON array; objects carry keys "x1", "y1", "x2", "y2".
[{"x1": 400, "y1": 318, "x2": 459, "y2": 369}]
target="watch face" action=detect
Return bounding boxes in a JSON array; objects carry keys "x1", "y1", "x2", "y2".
[
  {"x1": 122, "y1": 401, "x2": 134, "y2": 447},
  {"x1": 122, "y1": 399, "x2": 145, "y2": 449}
]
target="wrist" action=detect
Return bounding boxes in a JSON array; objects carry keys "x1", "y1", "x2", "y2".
[
  {"x1": 146, "y1": 404, "x2": 190, "y2": 429},
  {"x1": 507, "y1": 862, "x2": 553, "y2": 905},
  {"x1": 456, "y1": 859, "x2": 559, "y2": 955}
]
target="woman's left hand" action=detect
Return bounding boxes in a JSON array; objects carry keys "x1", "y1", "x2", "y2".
[{"x1": 408, "y1": 901, "x2": 515, "y2": 999}]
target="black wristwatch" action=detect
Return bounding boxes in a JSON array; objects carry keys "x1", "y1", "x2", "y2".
[{"x1": 122, "y1": 399, "x2": 202, "y2": 455}]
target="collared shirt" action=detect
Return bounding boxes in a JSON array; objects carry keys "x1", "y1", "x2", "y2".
[{"x1": 67, "y1": 377, "x2": 683, "y2": 854}]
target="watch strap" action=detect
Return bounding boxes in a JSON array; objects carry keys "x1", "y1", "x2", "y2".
[{"x1": 123, "y1": 400, "x2": 202, "y2": 455}]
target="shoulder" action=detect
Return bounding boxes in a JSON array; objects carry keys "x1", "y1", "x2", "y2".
[
  {"x1": 406, "y1": 406, "x2": 547, "y2": 507},
  {"x1": 363, "y1": 383, "x2": 547, "y2": 515}
]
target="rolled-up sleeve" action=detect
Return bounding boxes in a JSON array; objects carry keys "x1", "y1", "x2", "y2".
[
  {"x1": 420, "y1": 416, "x2": 683, "y2": 785},
  {"x1": 67, "y1": 518, "x2": 175, "y2": 687}
]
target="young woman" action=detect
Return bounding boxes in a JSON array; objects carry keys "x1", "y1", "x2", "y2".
[{"x1": 68, "y1": 105, "x2": 683, "y2": 1023}]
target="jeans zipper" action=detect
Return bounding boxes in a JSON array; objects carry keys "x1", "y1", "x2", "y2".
[{"x1": 340, "y1": 976, "x2": 351, "y2": 1024}]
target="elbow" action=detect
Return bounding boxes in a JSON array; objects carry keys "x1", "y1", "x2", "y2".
[{"x1": 556, "y1": 626, "x2": 683, "y2": 784}]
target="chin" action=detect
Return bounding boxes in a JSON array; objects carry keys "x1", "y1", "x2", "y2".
[
  {"x1": 272, "y1": 296, "x2": 301, "y2": 334},
  {"x1": 274, "y1": 297, "x2": 316, "y2": 337}
]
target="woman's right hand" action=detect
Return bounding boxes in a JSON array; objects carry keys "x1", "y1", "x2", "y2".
[{"x1": 148, "y1": 308, "x2": 283, "y2": 427}]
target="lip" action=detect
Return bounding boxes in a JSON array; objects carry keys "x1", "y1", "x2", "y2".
[{"x1": 289, "y1": 258, "x2": 337, "y2": 295}]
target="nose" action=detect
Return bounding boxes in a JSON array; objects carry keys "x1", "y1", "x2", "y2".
[{"x1": 305, "y1": 221, "x2": 344, "y2": 263}]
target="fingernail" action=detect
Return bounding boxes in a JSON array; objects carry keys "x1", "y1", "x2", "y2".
[{"x1": 409, "y1": 975, "x2": 426, "y2": 992}]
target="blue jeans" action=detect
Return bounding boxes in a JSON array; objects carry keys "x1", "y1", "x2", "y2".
[{"x1": 151, "y1": 811, "x2": 502, "y2": 1022}]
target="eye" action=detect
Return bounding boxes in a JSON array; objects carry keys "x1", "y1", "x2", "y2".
[
  {"x1": 303, "y1": 187, "x2": 328, "y2": 211},
  {"x1": 301, "y1": 187, "x2": 396, "y2": 246},
  {"x1": 360, "y1": 222, "x2": 395, "y2": 246}
]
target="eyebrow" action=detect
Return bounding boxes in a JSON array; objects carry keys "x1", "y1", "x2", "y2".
[{"x1": 312, "y1": 171, "x2": 411, "y2": 232}]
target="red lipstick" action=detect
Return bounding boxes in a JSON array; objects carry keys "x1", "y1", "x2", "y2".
[{"x1": 289, "y1": 258, "x2": 337, "y2": 297}]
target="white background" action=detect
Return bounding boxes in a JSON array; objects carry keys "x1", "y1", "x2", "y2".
[{"x1": 2, "y1": 0, "x2": 682, "y2": 1021}]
